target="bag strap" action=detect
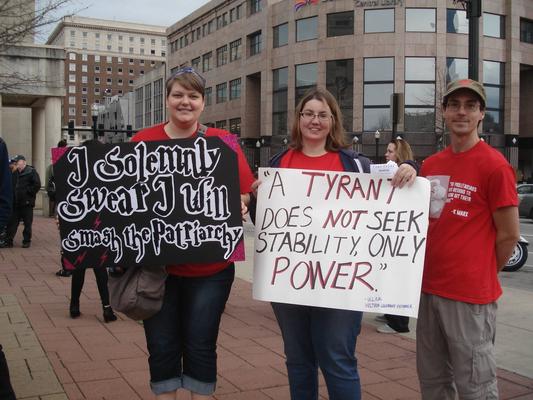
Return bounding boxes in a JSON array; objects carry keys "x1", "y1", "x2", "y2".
[{"x1": 197, "y1": 123, "x2": 208, "y2": 137}]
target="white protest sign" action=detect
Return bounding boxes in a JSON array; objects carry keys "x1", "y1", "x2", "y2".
[{"x1": 253, "y1": 168, "x2": 430, "y2": 317}]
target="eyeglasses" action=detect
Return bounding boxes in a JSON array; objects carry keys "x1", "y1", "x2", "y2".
[
  {"x1": 300, "y1": 110, "x2": 332, "y2": 122},
  {"x1": 170, "y1": 66, "x2": 206, "y2": 86},
  {"x1": 445, "y1": 101, "x2": 480, "y2": 113}
]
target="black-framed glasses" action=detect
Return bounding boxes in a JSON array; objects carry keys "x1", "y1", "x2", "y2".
[{"x1": 170, "y1": 66, "x2": 206, "y2": 86}]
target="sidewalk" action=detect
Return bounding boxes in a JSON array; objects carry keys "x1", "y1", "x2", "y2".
[{"x1": 0, "y1": 216, "x2": 532, "y2": 399}]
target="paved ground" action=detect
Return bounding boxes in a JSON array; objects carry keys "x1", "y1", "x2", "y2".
[{"x1": 1, "y1": 216, "x2": 533, "y2": 399}]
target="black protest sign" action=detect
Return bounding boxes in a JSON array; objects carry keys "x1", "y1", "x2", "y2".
[{"x1": 54, "y1": 137, "x2": 243, "y2": 270}]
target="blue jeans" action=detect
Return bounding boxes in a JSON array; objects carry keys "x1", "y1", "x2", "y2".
[
  {"x1": 272, "y1": 302, "x2": 362, "y2": 400},
  {"x1": 143, "y1": 265, "x2": 234, "y2": 395}
]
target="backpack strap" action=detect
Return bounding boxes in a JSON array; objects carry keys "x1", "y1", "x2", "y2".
[{"x1": 197, "y1": 123, "x2": 208, "y2": 137}]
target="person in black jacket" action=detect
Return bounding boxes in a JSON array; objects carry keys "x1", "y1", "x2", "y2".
[
  {"x1": 0, "y1": 138, "x2": 17, "y2": 399},
  {"x1": 1, "y1": 155, "x2": 41, "y2": 248}
]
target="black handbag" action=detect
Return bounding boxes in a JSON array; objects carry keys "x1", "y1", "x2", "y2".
[{"x1": 108, "y1": 265, "x2": 167, "y2": 320}]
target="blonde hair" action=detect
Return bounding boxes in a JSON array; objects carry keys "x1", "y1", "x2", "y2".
[
  {"x1": 289, "y1": 88, "x2": 349, "y2": 152},
  {"x1": 389, "y1": 138, "x2": 414, "y2": 163}
]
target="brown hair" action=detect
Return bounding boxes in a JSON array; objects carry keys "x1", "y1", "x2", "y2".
[
  {"x1": 389, "y1": 138, "x2": 414, "y2": 163},
  {"x1": 289, "y1": 88, "x2": 349, "y2": 152},
  {"x1": 165, "y1": 67, "x2": 205, "y2": 98}
]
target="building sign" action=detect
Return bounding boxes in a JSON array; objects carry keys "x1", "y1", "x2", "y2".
[
  {"x1": 294, "y1": 0, "x2": 404, "y2": 10},
  {"x1": 53, "y1": 137, "x2": 244, "y2": 270},
  {"x1": 253, "y1": 168, "x2": 430, "y2": 317}
]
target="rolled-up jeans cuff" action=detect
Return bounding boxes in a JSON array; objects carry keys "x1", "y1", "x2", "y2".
[
  {"x1": 183, "y1": 374, "x2": 216, "y2": 395},
  {"x1": 150, "y1": 376, "x2": 182, "y2": 395}
]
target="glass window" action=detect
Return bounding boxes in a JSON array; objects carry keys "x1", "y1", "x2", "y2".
[
  {"x1": 273, "y1": 23, "x2": 288, "y2": 48},
  {"x1": 135, "y1": 87, "x2": 143, "y2": 129},
  {"x1": 327, "y1": 11, "x2": 354, "y2": 37},
  {"x1": 326, "y1": 59, "x2": 354, "y2": 131},
  {"x1": 250, "y1": 0, "x2": 261, "y2": 15},
  {"x1": 364, "y1": 9, "x2": 394, "y2": 33},
  {"x1": 296, "y1": 16, "x2": 318, "y2": 42},
  {"x1": 229, "y1": 118, "x2": 241, "y2": 136},
  {"x1": 405, "y1": 57, "x2": 435, "y2": 132},
  {"x1": 215, "y1": 120, "x2": 227, "y2": 130},
  {"x1": 406, "y1": 8, "x2": 436, "y2": 32},
  {"x1": 484, "y1": 13, "x2": 504, "y2": 38},
  {"x1": 69, "y1": 52, "x2": 76, "y2": 60},
  {"x1": 363, "y1": 57, "x2": 393, "y2": 132},
  {"x1": 145, "y1": 83, "x2": 152, "y2": 127},
  {"x1": 521, "y1": 18, "x2": 533, "y2": 44},
  {"x1": 216, "y1": 82, "x2": 227, "y2": 103},
  {"x1": 192, "y1": 57, "x2": 200, "y2": 70},
  {"x1": 295, "y1": 63, "x2": 317, "y2": 105},
  {"x1": 230, "y1": 38, "x2": 242, "y2": 61},
  {"x1": 447, "y1": 9, "x2": 468, "y2": 33},
  {"x1": 229, "y1": 78, "x2": 241, "y2": 100},
  {"x1": 483, "y1": 60, "x2": 504, "y2": 134},
  {"x1": 248, "y1": 31, "x2": 262, "y2": 56},
  {"x1": 205, "y1": 87, "x2": 212, "y2": 106},
  {"x1": 446, "y1": 58, "x2": 468, "y2": 83},
  {"x1": 273, "y1": 67, "x2": 288, "y2": 136},
  {"x1": 203, "y1": 52, "x2": 212, "y2": 72},
  {"x1": 217, "y1": 45, "x2": 228, "y2": 67}
]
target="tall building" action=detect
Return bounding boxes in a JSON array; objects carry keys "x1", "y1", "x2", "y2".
[
  {"x1": 46, "y1": 16, "x2": 167, "y2": 138},
  {"x1": 166, "y1": 0, "x2": 533, "y2": 178}
]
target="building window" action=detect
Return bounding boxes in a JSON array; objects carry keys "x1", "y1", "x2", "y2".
[
  {"x1": 484, "y1": 13, "x2": 505, "y2": 38},
  {"x1": 82, "y1": 65, "x2": 87, "y2": 72},
  {"x1": 446, "y1": 57, "x2": 468, "y2": 83},
  {"x1": 95, "y1": 33, "x2": 100, "y2": 39},
  {"x1": 68, "y1": 96, "x2": 76, "y2": 105},
  {"x1": 82, "y1": 76, "x2": 87, "y2": 83},
  {"x1": 94, "y1": 77, "x2": 100, "y2": 84},
  {"x1": 405, "y1": 57, "x2": 435, "y2": 132},
  {"x1": 203, "y1": 52, "x2": 212, "y2": 72},
  {"x1": 69, "y1": 85, "x2": 76, "y2": 93},
  {"x1": 118, "y1": 79, "x2": 123, "y2": 84},
  {"x1": 296, "y1": 16, "x2": 318, "y2": 42},
  {"x1": 82, "y1": 97, "x2": 87, "y2": 105},
  {"x1": 406, "y1": 8, "x2": 436, "y2": 32},
  {"x1": 230, "y1": 8, "x2": 237, "y2": 23},
  {"x1": 483, "y1": 60, "x2": 504, "y2": 134},
  {"x1": 208, "y1": 19, "x2": 215, "y2": 34},
  {"x1": 69, "y1": 52, "x2": 76, "y2": 60},
  {"x1": 248, "y1": 31, "x2": 262, "y2": 56},
  {"x1": 151, "y1": 38, "x2": 156, "y2": 46},
  {"x1": 230, "y1": 38, "x2": 242, "y2": 61},
  {"x1": 249, "y1": 0, "x2": 261, "y2": 15},
  {"x1": 295, "y1": 63, "x2": 317, "y2": 105},
  {"x1": 129, "y1": 47, "x2": 134, "y2": 54},
  {"x1": 145, "y1": 83, "x2": 152, "y2": 127},
  {"x1": 229, "y1": 118, "x2": 241, "y2": 135},
  {"x1": 82, "y1": 53, "x2": 88, "y2": 61},
  {"x1": 107, "y1": 45, "x2": 112, "y2": 51},
  {"x1": 237, "y1": 3, "x2": 243, "y2": 19},
  {"x1": 216, "y1": 45, "x2": 228, "y2": 67},
  {"x1": 205, "y1": 87, "x2": 212, "y2": 106},
  {"x1": 106, "y1": 67, "x2": 112, "y2": 73},
  {"x1": 140, "y1": 49, "x2": 145, "y2": 55},
  {"x1": 364, "y1": 9, "x2": 394, "y2": 33},
  {"x1": 273, "y1": 67, "x2": 288, "y2": 136},
  {"x1": 94, "y1": 87, "x2": 100, "y2": 94},
  {"x1": 215, "y1": 120, "x2": 227, "y2": 130},
  {"x1": 69, "y1": 74, "x2": 76, "y2": 83},
  {"x1": 327, "y1": 11, "x2": 354, "y2": 37},
  {"x1": 95, "y1": 65, "x2": 100, "y2": 73},
  {"x1": 135, "y1": 87, "x2": 143, "y2": 129},
  {"x1": 94, "y1": 55, "x2": 100, "y2": 62},
  {"x1": 521, "y1": 18, "x2": 533, "y2": 43},
  {"x1": 118, "y1": 67, "x2": 123, "y2": 74},
  {"x1": 216, "y1": 83, "x2": 227, "y2": 103},
  {"x1": 326, "y1": 59, "x2": 354, "y2": 132},
  {"x1": 363, "y1": 57, "x2": 393, "y2": 131},
  {"x1": 106, "y1": 78, "x2": 112, "y2": 85},
  {"x1": 68, "y1": 107, "x2": 75, "y2": 116},
  {"x1": 82, "y1": 87, "x2": 87, "y2": 94},
  {"x1": 192, "y1": 57, "x2": 201, "y2": 70},
  {"x1": 273, "y1": 23, "x2": 288, "y2": 47},
  {"x1": 229, "y1": 78, "x2": 241, "y2": 100},
  {"x1": 447, "y1": 8, "x2": 468, "y2": 34},
  {"x1": 69, "y1": 63, "x2": 76, "y2": 71},
  {"x1": 217, "y1": 15, "x2": 224, "y2": 30}
]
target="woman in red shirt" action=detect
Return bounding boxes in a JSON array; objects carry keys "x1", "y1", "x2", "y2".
[{"x1": 131, "y1": 67, "x2": 254, "y2": 399}]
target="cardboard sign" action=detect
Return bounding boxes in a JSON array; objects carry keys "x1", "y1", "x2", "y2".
[
  {"x1": 54, "y1": 137, "x2": 244, "y2": 270},
  {"x1": 253, "y1": 168, "x2": 430, "y2": 317}
]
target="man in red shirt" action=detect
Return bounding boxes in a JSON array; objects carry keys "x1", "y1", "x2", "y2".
[{"x1": 417, "y1": 79, "x2": 519, "y2": 399}]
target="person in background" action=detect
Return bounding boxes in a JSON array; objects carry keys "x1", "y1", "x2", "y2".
[
  {"x1": 46, "y1": 139, "x2": 67, "y2": 218},
  {"x1": 0, "y1": 155, "x2": 40, "y2": 249},
  {"x1": 0, "y1": 137, "x2": 17, "y2": 400},
  {"x1": 251, "y1": 88, "x2": 416, "y2": 400},
  {"x1": 375, "y1": 137, "x2": 415, "y2": 334},
  {"x1": 417, "y1": 79, "x2": 519, "y2": 399},
  {"x1": 131, "y1": 67, "x2": 254, "y2": 399}
]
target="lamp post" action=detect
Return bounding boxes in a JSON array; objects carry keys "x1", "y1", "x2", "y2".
[
  {"x1": 374, "y1": 129, "x2": 381, "y2": 163},
  {"x1": 91, "y1": 103, "x2": 99, "y2": 141}
]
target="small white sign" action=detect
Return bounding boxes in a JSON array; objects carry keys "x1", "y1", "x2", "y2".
[{"x1": 253, "y1": 168, "x2": 430, "y2": 317}]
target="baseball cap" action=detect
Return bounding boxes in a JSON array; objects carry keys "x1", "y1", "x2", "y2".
[
  {"x1": 13, "y1": 155, "x2": 25, "y2": 162},
  {"x1": 443, "y1": 79, "x2": 486, "y2": 107}
]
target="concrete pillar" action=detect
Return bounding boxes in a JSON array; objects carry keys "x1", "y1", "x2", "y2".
[
  {"x1": 0, "y1": 95, "x2": 3, "y2": 137},
  {"x1": 44, "y1": 97, "x2": 62, "y2": 168},
  {"x1": 32, "y1": 106, "x2": 46, "y2": 180}
]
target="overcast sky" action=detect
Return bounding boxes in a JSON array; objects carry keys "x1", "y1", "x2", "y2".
[{"x1": 37, "y1": 0, "x2": 211, "y2": 42}]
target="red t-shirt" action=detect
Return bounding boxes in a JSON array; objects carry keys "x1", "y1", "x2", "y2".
[
  {"x1": 420, "y1": 141, "x2": 518, "y2": 304},
  {"x1": 131, "y1": 123, "x2": 254, "y2": 277},
  {"x1": 280, "y1": 149, "x2": 344, "y2": 171}
]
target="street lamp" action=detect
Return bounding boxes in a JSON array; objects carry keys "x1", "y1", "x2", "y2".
[
  {"x1": 374, "y1": 129, "x2": 381, "y2": 162},
  {"x1": 91, "y1": 103, "x2": 99, "y2": 140}
]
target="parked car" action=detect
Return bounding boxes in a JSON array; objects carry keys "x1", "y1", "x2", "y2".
[{"x1": 517, "y1": 184, "x2": 533, "y2": 220}]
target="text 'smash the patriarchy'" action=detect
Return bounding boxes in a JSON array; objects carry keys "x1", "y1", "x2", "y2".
[
  {"x1": 253, "y1": 168, "x2": 430, "y2": 317},
  {"x1": 54, "y1": 137, "x2": 243, "y2": 270}
]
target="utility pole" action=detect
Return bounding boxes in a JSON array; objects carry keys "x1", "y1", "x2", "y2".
[{"x1": 455, "y1": 0, "x2": 482, "y2": 80}]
